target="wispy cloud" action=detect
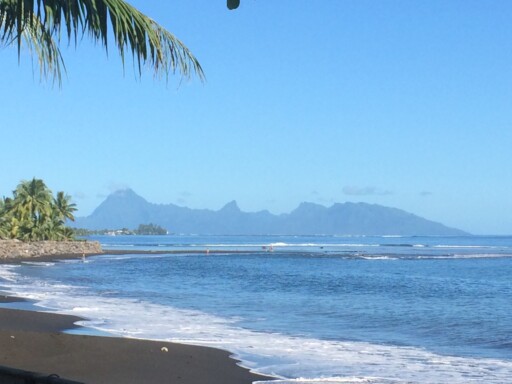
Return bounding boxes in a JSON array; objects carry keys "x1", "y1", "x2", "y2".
[
  {"x1": 95, "y1": 182, "x2": 131, "y2": 199},
  {"x1": 343, "y1": 186, "x2": 393, "y2": 196},
  {"x1": 420, "y1": 191, "x2": 433, "y2": 197}
]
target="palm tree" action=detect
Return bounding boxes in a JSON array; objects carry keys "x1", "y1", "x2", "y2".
[
  {"x1": 60, "y1": 226, "x2": 76, "y2": 240},
  {"x1": 0, "y1": 198, "x2": 9, "y2": 239},
  {"x1": 0, "y1": 0, "x2": 204, "y2": 84},
  {"x1": 1, "y1": 180, "x2": 80, "y2": 241},
  {"x1": 12, "y1": 178, "x2": 53, "y2": 227},
  {"x1": 53, "y1": 191, "x2": 77, "y2": 223},
  {"x1": 6, "y1": 179, "x2": 51, "y2": 240}
]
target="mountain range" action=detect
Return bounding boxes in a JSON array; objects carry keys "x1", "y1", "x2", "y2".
[{"x1": 72, "y1": 189, "x2": 468, "y2": 236}]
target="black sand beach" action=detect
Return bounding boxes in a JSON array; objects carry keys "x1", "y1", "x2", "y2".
[{"x1": 0, "y1": 254, "x2": 273, "y2": 384}]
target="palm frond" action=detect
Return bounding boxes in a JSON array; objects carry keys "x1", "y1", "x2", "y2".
[
  {"x1": 0, "y1": 0, "x2": 204, "y2": 83},
  {"x1": 22, "y1": 13, "x2": 65, "y2": 85}
]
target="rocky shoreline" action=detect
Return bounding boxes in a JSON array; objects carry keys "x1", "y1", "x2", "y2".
[{"x1": 0, "y1": 240, "x2": 102, "y2": 260}]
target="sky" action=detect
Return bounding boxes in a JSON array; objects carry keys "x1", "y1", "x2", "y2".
[{"x1": 1, "y1": 0, "x2": 511, "y2": 235}]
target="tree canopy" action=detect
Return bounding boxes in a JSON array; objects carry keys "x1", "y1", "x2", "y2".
[
  {"x1": 135, "y1": 223, "x2": 167, "y2": 235},
  {"x1": 0, "y1": 0, "x2": 204, "y2": 84},
  {"x1": 0, "y1": 178, "x2": 77, "y2": 241}
]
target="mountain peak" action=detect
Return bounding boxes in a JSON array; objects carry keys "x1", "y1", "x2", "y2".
[
  {"x1": 111, "y1": 188, "x2": 138, "y2": 197},
  {"x1": 107, "y1": 189, "x2": 147, "y2": 203},
  {"x1": 220, "y1": 200, "x2": 241, "y2": 213}
]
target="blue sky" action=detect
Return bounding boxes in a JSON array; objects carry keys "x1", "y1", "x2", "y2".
[{"x1": 1, "y1": 1, "x2": 511, "y2": 234}]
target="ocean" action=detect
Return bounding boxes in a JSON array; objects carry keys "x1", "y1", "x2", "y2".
[{"x1": 1, "y1": 235, "x2": 511, "y2": 383}]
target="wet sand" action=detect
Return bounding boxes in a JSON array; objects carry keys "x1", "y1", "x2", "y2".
[
  {"x1": 0, "y1": 254, "x2": 274, "y2": 384},
  {"x1": 0, "y1": 306, "x2": 272, "y2": 383}
]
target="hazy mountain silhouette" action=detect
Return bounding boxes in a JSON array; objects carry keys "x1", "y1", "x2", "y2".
[{"x1": 73, "y1": 189, "x2": 468, "y2": 235}]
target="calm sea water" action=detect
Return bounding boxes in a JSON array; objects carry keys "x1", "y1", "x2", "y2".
[{"x1": 1, "y1": 235, "x2": 511, "y2": 383}]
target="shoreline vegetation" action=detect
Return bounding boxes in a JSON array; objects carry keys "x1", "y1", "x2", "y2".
[
  {"x1": 1, "y1": 179, "x2": 77, "y2": 242},
  {"x1": 0, "y1": 251, "x2": 274, "y2": 383},
  {"x1": 0, "y1": 179, "x2": 102, "y2": 260}
]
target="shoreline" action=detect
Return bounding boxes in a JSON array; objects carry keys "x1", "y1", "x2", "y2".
[
  {"x1": 0, "y1": 307, "x2": 273, "y2": 384},
  {"x1": 0, "y1": 248, "x2": 269, "y2": 264},
  {"x1": 0, "y1": 252, "x2": 275, "y2": 384}
]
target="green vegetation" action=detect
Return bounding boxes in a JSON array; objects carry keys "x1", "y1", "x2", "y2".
[
  {"x1": 74, "y1": 223, "x2": 168, "y2": 236},
  {"x1": 0, "y1": 0, "x2": 204, "y2": 85},
  {"x1": 0, "y1": 178, "x2": 76, "y2": 241},
  {"x1": 74, "y1": 228, "x2": 134, "y2": 236},
  {"x1": 135, "y1": 223, "x2": 168, "y2": 235}
]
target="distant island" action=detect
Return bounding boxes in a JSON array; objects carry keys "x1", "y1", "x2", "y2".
[
  {"x1": 72, "y1": 189, "x2": 469, "y2": 236},
  {"x1": 75, "y1": 223, "x2": 168, "y2": 236}
]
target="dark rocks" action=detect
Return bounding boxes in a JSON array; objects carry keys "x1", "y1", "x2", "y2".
[{"x1": 0, "y1": 240, "x2": 102, "y2": 259}]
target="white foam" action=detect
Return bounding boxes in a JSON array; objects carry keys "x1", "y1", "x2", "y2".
[
  {"x1": 256, "y1": 379, "x2": 403, "y2": 384},
  {"x1": 103, "y1": 244, "x2": 135, "y2": 247},
  {"x1": 416, "y1": 254, "x2": 512, "y2": 260},
  {"x1": 433, "y1": 245, "x2": 493, "y2": 249},
  {"x1": 360, "y1": 256, "x2": 397, "y2": 260},
  {"x1": 193, "y1": 243, "x2": 379, "y2": 249},
  {"x1": 2, "y1": 265, "x2": 512, "y2": 384},
  {"x1": 21, "y1": 261, "x2": 56, "y2": 267},
  {"x1": 58, "y1": 259, "x2": 83, "y2": 264},
  {"x1": 450, "y1": 253, "x2": 512, "y2": 259},
  {"x1": 0, "y1": 264, "x2": 21, "y2": 282}
]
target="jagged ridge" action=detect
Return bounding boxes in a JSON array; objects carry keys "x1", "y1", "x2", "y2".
[{"x1": 73, "y1": 189, "x2": 468, "y2": 236}]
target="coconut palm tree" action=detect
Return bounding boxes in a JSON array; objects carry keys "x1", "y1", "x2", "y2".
[
  {"x1": 53, "y1": 191, "x2": 77, "y2": 223},
  {"x1": 0, "y1": 198, "x2": 9, "y2": 239},
  {"x1": 12, "y1": 178, "x2": 53, "y2": 226},
  {"x1": 0, "y1": 0, "x2": 204, "y2": 84},
  {"x1": 0, "y1": 179, "x2": 77, "y2": 241}
]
